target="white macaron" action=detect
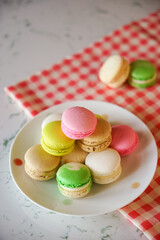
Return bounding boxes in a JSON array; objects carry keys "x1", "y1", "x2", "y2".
[
  {"x1": 85, "y1": 148, "x2": 121, "y2": 184},
  {"x1": 99, "y1": 55, "x2": 130, "y2": 88}
]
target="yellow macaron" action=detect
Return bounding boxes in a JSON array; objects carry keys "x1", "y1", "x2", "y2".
[{"x1": 41, "y1": 121, "x2": 75, "y2": 156}]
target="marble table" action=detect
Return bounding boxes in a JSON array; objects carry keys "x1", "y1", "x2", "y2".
[{"x1": 1, "y1": 0, "x2": 159, "y2": 239}]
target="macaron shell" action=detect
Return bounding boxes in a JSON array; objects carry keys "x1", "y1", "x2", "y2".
[
  {"x1": 61, "y1": 106, "x2": 97, "y2": 139},
  {"x1": 128, "y1": 73, "x2": 156, "y2": 88},
  {"x1": 61, "y1": 143, "x2": 88, "y2": 165},
  {"x1": 110, "y1": 124, "x2": 139, "y2": 156},
  {"x1": 130, "y1": 60, "x2": 156, "y2": 80},
  {"x1": 56, "y1": 162, "x2": 91, "y2": 188}
]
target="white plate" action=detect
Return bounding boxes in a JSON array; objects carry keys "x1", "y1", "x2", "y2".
[{"x1": 10, "y1": 100, "x2": 158, "y2": 216}]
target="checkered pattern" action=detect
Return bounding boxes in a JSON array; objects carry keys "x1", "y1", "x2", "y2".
[{"x1": 5, "y1": 9, "x2": 160, "y2": 240}]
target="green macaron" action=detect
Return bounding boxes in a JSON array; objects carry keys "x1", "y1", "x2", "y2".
[
  {"x1": 128, "y1": 60, "x2": 156, "y2": 88},
  {"x1": 56, "y1": 162, "x2": 92, "y2": 198},
  {"x1": 41, "y1": 121, "x2": 75, "y2": 156}
]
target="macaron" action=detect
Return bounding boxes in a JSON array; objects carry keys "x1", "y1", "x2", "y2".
[
  {"x1": 41, "y1": 113, "x2": 62, "y2": 130},
  {"x1": 85, "y1": 148, "x2": 121, "y2": 184},
  {"x1": 77, "y1": 118, "x2": 112, "y2": 152},
  {"x1": 61, "y1": 143, "x2": 88, "y2": 165},
  {"x1": 41, "y1": 121, "x2": 75, "y2": 156},
  {"x1": 128, "y1": 60, "x2": 156, "y2": 88},
  {"x1": 56, "y1": 162, "x2": 92, "y2": 198},
  {"x1": 24, "y1": 144, "x2": 60, "y2": 180},
  {"x1": 99, "y1": 55, "x2": 130, "y2": 88},
  {"x1": 110, "y1": 124, "x2": 139, "y2": 156},
  {"x1": 61, "y1": 106, "x2": 97, "y2": 139}
]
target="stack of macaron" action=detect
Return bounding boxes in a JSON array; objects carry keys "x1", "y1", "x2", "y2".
[
  {"x1": 99, "y1": 54, "x2": 157, "y2": 88},
  {"x1": 24, "y1": 106, "x2": 139, "y2": 199}
]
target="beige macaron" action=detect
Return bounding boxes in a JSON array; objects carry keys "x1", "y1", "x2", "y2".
[
  {"x1": 24, "y1": 144, "x2": 60, "y2": 180},
  {"x1": 61, "y1": 143, "x2": 88, "y2": 165},
  {"x1": 85, "y1": 148, "x2": 121, "y2": 184},
  {"x1": 77, "y1": 118, "x2": 112, "y2": 152},
  {"x1": 99, "y1": 55, "x2": 130, "y2": 88}
]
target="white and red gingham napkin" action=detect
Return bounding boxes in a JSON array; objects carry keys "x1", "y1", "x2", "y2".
[{"x1": 5, "y1": 10, "x2": 160, "y2": 240}]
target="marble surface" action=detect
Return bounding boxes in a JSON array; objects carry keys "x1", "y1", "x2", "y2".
[{"x1": 1, "y1": 0, "x2": 160, "y2": 239}]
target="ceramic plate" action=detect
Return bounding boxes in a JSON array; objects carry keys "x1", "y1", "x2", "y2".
[{"x1": 10, "y1": 100, "x2": 158, "y2": 216}]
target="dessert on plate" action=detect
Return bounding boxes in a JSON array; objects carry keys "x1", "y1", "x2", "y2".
[{"x1": 24, "y1": 144, "x2": 60, "y2": 180}]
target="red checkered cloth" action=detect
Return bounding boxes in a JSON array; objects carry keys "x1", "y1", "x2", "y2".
[{"x1": 5, "y1": 9, "x2": 160, "y2": 240}]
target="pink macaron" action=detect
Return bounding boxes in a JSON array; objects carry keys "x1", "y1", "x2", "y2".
[
  {"x1": 61, "y1": 106, "x2": 97, "y2": 139},
  {"x1": 110, "y1": 124, "x2": 139, "y2": 156}
]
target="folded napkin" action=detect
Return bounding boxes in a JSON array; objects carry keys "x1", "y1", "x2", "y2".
[{"x1": 5, "y1": 10, "x2": 160, "y2": 240}]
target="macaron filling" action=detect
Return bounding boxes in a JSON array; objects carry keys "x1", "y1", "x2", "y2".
[
  {"x1": 78, "y1": 135, "x2": 112, "y2": 152},
  {"x1": 128, "y1": 73, "x2": 156, "y2": 85},
  {"x1": 41, "y1": 136, "x2": 75, "y2": 155},
  {"x1": 57, "y1": 180, "x2": 92, "y2": 198},
  {"x1": 92, "y1": 165, "x2": 121, "y2": 184},
  {"x1": 58, "y1": 180, "x2": 92, "y2": 191},
  {"x1": 25, "y1": 163, "x2": 58, "y2": 179}
]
